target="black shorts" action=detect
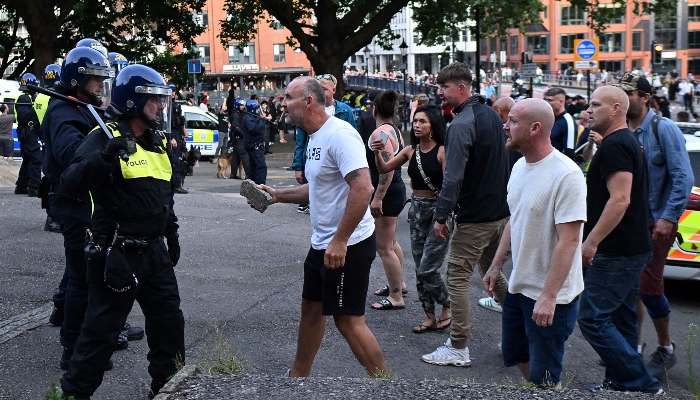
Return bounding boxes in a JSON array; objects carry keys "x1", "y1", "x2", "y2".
[
  {"x1": 0, "y1": 138, "x2": 13, "y2": 157},
  {"x1": 302, "y1": 233, "x2": 376, "y2": 315},
  {"x1": 375, "y1": 180, "x2": 406, "y2": 217}
]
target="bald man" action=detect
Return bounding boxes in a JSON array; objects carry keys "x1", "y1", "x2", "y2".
[
  {"x1": 483, "y1": 99, "x2": 586, "y2": 388},
  {"x1": 577, "y1": 87, "x2": 662, "y2": 394},
  {"x1": 492, "y1": 97, "x2": 522, "y2": 172}
]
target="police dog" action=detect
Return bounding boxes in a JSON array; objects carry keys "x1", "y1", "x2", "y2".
[
  {"x1": 180, "y1": 145, "x2": 201, "y2": 188},
  {"x1": 216, "y1": 150, "x2": 243, "y2": 179}
]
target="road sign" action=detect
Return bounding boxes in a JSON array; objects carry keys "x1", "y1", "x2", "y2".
[
  {"x1": 188, "y1": 59, "x2": 202, "y2": 74},
  {"x1": 574, "y1": 39, "x2": 599, "y2": 70},
  {"x1": 522, "y1": 63, "x2": 537, "y2": 79}
]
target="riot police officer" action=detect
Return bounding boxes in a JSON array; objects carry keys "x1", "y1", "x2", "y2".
[
  {"x1": 41, "y1": 46, "x2": 141, "y2": 369},
  {"x1": 14, "y1": 73, "x2": 42, "y2": 197},
  {"x1": 169, "y1": 83, "x2": 188, "y2": 194},
  {"x1": 242, "y1": 99, "x2": 267, "y2": 184},
  {"x1": 108, "y1": 52, "x2": 129, "y2": 74},
  {"x1": 36, "y1": 65, "x2": 62, "y2": 232},
  {"x1": 228, "y1": 97, "x2": 250, "y2": 179},
  {"x1": 59, "y1": 64, "x2": 184, "y2": 400}
]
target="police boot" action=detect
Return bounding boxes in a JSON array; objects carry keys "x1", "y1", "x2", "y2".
[
  {"x1": 116, "y1": 330, "x2": 129, "y2": 350},
  {"x1": 48, "y1": 306, "x2": 63, "y2": 326},
  {"x1": 148, "y1": 380, "x2": 167, "y2": 399},
  {"x1": 27, "y1": 187, "x2": 39, "y2": 197},
  {"x1": 44, "y1": 216, "x2": 61, "y2": 233},
  {"x1": 14, "y1": 186, "x2": 28, "y2": 195},
  {"x1": 124, "y1": 323, "x2": 144, "y2": 341}
]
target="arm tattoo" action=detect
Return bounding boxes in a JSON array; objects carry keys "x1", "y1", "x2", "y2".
[
  {"x1": 345, "y1": 170, "x2": 361, "y2": 181},
  {"x1": 381, "y1": 150, "x2": 391, "y2": 162},
  {"x1": 378, "y1": 174, "x2": 389, "y2": 186},
  {"x1": 504, "y1": 250, "x2": 512, "y2": 257}
]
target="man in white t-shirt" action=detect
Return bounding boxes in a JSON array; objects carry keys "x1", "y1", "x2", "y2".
[
  {"x1": 258, "y1": 76, "x2": 386, "y2": 377},
  {"x1": 483, "y1": 98, "x2": 586, "y2": 388}
]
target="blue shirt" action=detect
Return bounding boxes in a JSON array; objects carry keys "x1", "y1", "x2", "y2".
[{"x1": 633, "y1": 109, "x2": 694, "y2": 223}]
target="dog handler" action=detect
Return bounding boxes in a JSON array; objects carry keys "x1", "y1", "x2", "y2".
[{"x1": 59, "y1": 64, "x2": 185, "y2": 400}]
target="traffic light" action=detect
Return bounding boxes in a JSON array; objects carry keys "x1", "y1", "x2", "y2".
[
  {"x1": 521, "y1": 51, "x2": 532, "y2": 64},
  {"x1": 652, "y1": 42, "x2": 663, "y2": 65}
]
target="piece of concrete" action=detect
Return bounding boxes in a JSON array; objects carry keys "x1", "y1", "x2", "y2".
[{"x1": 239, "y1": 179, "x2": 272, "y2": 213}]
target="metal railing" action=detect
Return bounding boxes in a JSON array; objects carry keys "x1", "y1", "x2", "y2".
[{"x1": 347, "y1": 76, "x2": 438, "y2": 96}]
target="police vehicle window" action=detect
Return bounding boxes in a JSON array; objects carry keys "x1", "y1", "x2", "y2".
[
  {"x1": 688, "y1": 152, "x2": 700, "y2": 187},
  {"x1": 185, "y1": 112, "x2": 217, "y2": 130}
]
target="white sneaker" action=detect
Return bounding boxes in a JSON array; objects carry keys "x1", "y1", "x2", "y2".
[
  {"x1": 421, "y1": 339, "x2": 471, "y2": 367},
  {"x1": 478, "y1": 297, "x2": 503, "y2": 313}
]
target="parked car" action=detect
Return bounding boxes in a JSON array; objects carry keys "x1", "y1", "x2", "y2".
[
  {"x1": 181, "y1": 104, "x2": 220, "y2": 157},
  {"x1": 664, "y1": 122, "x2": 700, "y2": 281}
]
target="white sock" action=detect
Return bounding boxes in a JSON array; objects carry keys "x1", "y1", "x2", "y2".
[
  {"x1": 662, "y1": 345, "x2": 674, "y2": 354},
  {"x1": 638, "y1": 344, "x2": 644, "y2": 353}
]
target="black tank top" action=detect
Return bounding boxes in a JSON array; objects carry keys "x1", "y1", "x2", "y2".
[
  {"x1": 366, "y1": 123, "x2": 403, "y2": 186},
  {"x1": 407, "y1": 144, "x2": 442, "y2": 192}
]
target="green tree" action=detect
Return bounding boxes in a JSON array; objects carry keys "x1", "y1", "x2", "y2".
[
  {"x1": 219, "y1": 0, "x2": 676, "y2": 97},
  {"x1": 1, "y1": 0, "x2": 206, "y2": 79}
]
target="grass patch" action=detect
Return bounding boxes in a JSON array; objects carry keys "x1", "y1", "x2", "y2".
[
  {"x1": 207, "y1": 322, "x2": 244, "y2": 376},
  {"x1": 372, "y1": 368, "x2": 397, "y2": 380},
  {"x1": 44, "y1": 382, "x2": 72, "y2": 400},
  {"x1": 685, "y1": 323, "x2": 700, "y2": 400}
]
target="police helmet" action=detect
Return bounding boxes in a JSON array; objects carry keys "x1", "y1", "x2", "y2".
[
  {"x1": 234, "y1": 97, "x2": 245, "y2": 108},
  {"x1": 43, "y1": 64, "x2": 61, "y2": 88},
  {"x1": 76, "y1": 38, "x2": 108, "y2": 59},
  {"x1": 108, "y1": 52, "x2": 129, "y2": 73},
  {"x1": 59, "y1": 47, "x2": 115, "y2": 105},
  {"x1": 245, "y1": 99, "x2": 260, "y2": 113},
  {"x1": 19, "y1": 73, "x2": 38, "y2": 91},
  {"x1": 112, "y1": 64, "x2": 172, "y2": 132}
]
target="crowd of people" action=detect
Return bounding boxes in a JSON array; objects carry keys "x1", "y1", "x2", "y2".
[
  {"x1": 9, "y1": 36, "x2": 696, "y2": 396},
  {"x1": 255, "y1": 63, "x2": 693, "y2": 395}
]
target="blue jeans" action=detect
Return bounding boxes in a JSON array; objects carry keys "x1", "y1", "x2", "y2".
[
  {"x1": 502, "y1": 292, "x2": 578, "y2": 386},
  {"x1": 578, "y1": 252, "x2": 661, "y2": 392}
]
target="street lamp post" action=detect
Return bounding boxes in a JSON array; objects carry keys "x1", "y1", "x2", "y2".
[
  {"x1": 363, "y1": 46, "x2": 371, "y2": 92},
  {"x1": 399, "y1": 40, "x2": 408, "y2": 131}
]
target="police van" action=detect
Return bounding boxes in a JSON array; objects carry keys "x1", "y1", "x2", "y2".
[
  {"x1": 0, "y1": 79, "x2": 20, "y2": 156},
  {"x1": 181, "y1": 104, "x2": 220, "y2": 157}
]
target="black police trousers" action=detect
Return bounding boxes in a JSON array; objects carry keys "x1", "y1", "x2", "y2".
[
  {"x1": 61, "y1": 240, "x2": 185, "y2": 398},
  {"x1": 15, "y1": 135, "x2": 42, "y2": 190}
]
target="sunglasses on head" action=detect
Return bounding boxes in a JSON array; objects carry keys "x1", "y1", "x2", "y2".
[{"x1": 316, "y1": 74, "x2": 337, "y2": 85}]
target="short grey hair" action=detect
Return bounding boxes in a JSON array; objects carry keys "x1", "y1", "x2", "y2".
[{"x1": 295, "y1": 76, "x2": 326, "y2": 106}]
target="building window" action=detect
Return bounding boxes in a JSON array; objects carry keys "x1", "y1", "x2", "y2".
[
  {"x1": 655, "y1": 19, "x2": 678, "y2": 49},
  {"x1": 600, "y1": 60, "x2": 624, "y2": 73},
  {"x1": 526, "y1": 34, "x2": 550, "y2": 55},
  {"x1": 542, "y1": 6, "x2": 548, "y2": 19},
  {"x1": 270, "y1": 17, "x2": 284, "y2": 30},
  {"x1": 510, "y1": 36, "x2": 519, "y2": 56},
  {"x1": 690, "y1": 31, "x2": 700, "y2": 49},
  {"x1": 273, "y1": 44, "x2": 286, "y2": 62},
  {"x1": 599, "y1": 3, "x2": 625, "y2": 24},
  {"x1": 632, "y1": 32, "x2": 643, "y2": 51},
  {"x1": 480, "y1": 38, "x2": 487, "y2": 55},
  {"x1": 196, "y1": 45, "x2": 210, "y2": 64},
  {"x1": 689, "y1": 56, "x2": 700, "y2": 75},
  {"x1": 228, "y1": 43, "x2": 255, "y2": 64},
  {"x1": 690, "y1": 4, "x2": 700, "y2": 22},
  {"x1": 560, "y1": 33, "x2": 585, "y2": 54},
  {"x1": 560, "y1": 6, "x2": 585, "y2": 26},
  {"x1": 632, "y1": 59, "x2": 642, "y2": 70},
  {"x1": 193, "y1": 11, "x2": 208, "y2": 28},
  {"x1": 599, "y1": 32, "x2": 624, "y2": 52}
]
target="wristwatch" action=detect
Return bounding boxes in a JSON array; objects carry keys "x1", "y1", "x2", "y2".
[{"x1": 436, "y1": 217, "x2": 447, "y2": 225}]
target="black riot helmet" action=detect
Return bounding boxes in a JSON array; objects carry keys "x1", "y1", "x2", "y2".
[
  {"x1": 59, "y1": 47, "x2": 115, "y2": 106},
  {"x1": 112, "y1": 64, "x2": 172, "y2": 133}
]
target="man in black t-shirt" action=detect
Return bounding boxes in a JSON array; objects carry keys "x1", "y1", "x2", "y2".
[{"x1": 576, "y1": 86, "x2": 662, "y2": 394}]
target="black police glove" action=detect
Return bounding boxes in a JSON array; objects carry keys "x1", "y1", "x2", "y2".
[
  {"x1": 101, "y1": 137, "x2": 130, "y2": 163},
  {"x1": 166, "y1": 234, "x2": 180, "y2": 267}
]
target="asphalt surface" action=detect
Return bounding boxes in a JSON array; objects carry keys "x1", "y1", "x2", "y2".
[{"x1": 0, "y1": 135, "x2": 699, "y2": 400}]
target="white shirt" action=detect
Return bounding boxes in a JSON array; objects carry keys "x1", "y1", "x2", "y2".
[
  {"x1": 324, "y1": 104, "x2": 335, "y2": 116},
  {"x1": 507, "y1": 150, "x2": 587, "y2": 303},
  {"x1": 679, "y1": 81, "x2": 693, "y2": 96},
  {"x1": 304, "y1": 117, "x2": 374, "y2": 249}
]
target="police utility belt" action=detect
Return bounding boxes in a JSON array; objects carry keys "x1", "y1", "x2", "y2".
[{"x1": 244, "y1": 141, "x2": 265, "y2": 151}]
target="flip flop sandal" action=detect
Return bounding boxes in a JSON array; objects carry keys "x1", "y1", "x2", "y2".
[
  {"x1": 373, "y1": 285, "x2": 408, "y2": 296},
  {"x1": 436, "y1": 316, "x2": 452, "y2": 330},
  {"x1": 412, "y1": 322, "x2": 437, "y2": 334},
  {"x1": 371, "y1": 298, "x2": 405, "y2": 310}
]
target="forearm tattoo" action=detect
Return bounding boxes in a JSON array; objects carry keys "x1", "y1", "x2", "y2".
[{"x1": 381, "y1": 150, "x2": 391, "y2": 162}]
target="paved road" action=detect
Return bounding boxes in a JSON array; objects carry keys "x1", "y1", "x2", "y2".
[{"x1": 0, "y1": 159, "x2": 698, "y2": 399}]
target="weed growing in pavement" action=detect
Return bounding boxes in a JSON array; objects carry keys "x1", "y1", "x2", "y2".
[
  {"x1": 372, "y1": 368, "x2": 397, "y2": 380},
  {"x1": 44, "y1": 382, "x2": 72, "y2": 400},
  {"x1": 207, "y1": 322, "x2": 244, "y2": 375},
  {"x1": 166, "y1": 352, "x2": 186, "y2": 381},
  {"x1": 520, "y1": 381, "x2": 538, "y2": 389},
  {"x1": 685, "y1": 323, "x2": 700, "y2": 400},
  {"x1": 448, "y1": 376, "x2": 476, "y2": 385}
]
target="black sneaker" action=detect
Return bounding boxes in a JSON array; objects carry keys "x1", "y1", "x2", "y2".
[
  {"x1": 27, "y1": 188, "x2": 39, "y2": 197},
  {"x1": 174, "y1": 188, "x2": 189, "y2": 194},
  {"x1": 646, "y1": 343, "x2": 677, "y2": 379},
  {"x1": 48, "y1": 306, "x2": 63, "y2": 327},
  {"x1": 14, "y1": 186, "x2": 28, "y2": 195},
  {"x1": 124, "y1": 323, "x2": 145, "y2": 341}
]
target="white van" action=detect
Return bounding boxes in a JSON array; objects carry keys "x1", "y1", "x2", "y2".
[{"x1": 181, "y1": 104, "x2": 220, "y2": 156}]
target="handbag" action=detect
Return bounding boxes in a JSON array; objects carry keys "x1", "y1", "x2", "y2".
[{"x1": 415, "y1": 145, "x2": 440, "y2": 195}]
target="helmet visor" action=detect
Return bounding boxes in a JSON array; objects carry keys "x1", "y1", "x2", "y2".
[
  {"x1": 101, "y1": 78, "x2": 113, "y2": 108},
  {"x1": 141, "y1": 94, "x2": 172, "y2": 135}
]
